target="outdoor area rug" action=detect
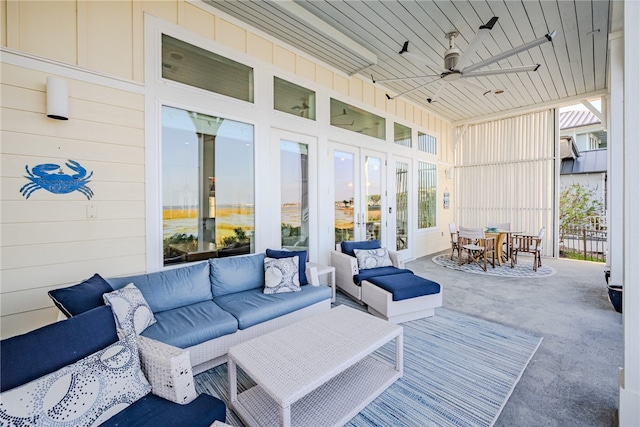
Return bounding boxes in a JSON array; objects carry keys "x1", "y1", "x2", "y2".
[
  {"x1": 432, "y1": 253, "x2": 557, "y2": 278},
  {"x1": 194, "y1": 294, "x2": 542, "y2": 427}
]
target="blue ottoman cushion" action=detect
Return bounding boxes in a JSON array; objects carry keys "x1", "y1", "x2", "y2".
[
  {"x1": 100, "y1": 393, "x2": 226, "y2": 427},
  {"x1": 353, "y1": 266, "x2": 413, "y2": 285},
  {"x1": 366, "y1": 272, "x2": 441, "y2": 301}
]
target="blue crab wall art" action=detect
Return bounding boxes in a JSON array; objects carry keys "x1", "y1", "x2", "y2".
[{"x1": 20, "y1": 160, "x2": 94, "y2": 200}]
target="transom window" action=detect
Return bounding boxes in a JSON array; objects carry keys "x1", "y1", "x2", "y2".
[{"x1": 418, "y1": 131, "x2": 437, "y2": 154}]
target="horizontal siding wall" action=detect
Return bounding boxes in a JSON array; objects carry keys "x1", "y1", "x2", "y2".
[
  {"x1": 455, "y1": 110, "x2": 556, "y2": 257},
  {"x1": 0, "y1": 55, "x2": 145, "y2": 337},
  {"x1": 0, "y1": 0, "x2": 454, "y2": 338}
]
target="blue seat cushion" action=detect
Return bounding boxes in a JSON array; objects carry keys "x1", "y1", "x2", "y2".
[
  {"x1": 100, "y1": 393, "x2": 226, "y2": 427},
  {"x1": 141, "y1": 301, "x2": 238, "y2": 348},
  {"x1": 209, "y1": 253, "x2": 265, "y2": 297},
  {"x1": 353, "y1": 266, "x2": 413, "y2": 285},
  {"x1": 107, "y1": 262, "x2": 212, "y2": 313},
  {"x1": 341, "y1": 240, "x2": 380, "y2": 257},
  {"x1": 366, "y1": 272, "x2": 441, "y2": 301},
  {"x1": 214, "y1": 285, "x2": 331, "y2": 329},
  {"x1": 47, "y1": 273, "x2": 114, "y2": 317},
  {"x1": 1, "y1": 306, "x2": 118, "y2": 392},
  {"x1": 266, "y1": 248, "x2": 308, "y2": 285}
]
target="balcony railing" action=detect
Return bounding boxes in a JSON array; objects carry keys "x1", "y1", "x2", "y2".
[{"x1": 559, "y1": 226, "x2": 607, "y2": 262}]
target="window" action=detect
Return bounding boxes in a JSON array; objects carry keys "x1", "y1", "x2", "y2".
[
  {"x1": 418, "y1": 161, "x2": 437, "y2": 229},
  {"x1": 274, "y1": 77, "x2": 316, "y2": 120},
  {"x1": 330, "y1": 98, "x2": 385, "y2": 140},
  {"x1": 162, "y1": 106, "x2": 255, "y2": 265},
  {"x1": 418, "y1": 131, "x2": 437, "y2": 154},
  {"x1": 280, "y1": 140, "x2": 309, "y2": 250},
  {"x1": 162, "y1": 34, "x2": 254, "y2": 103},
  {"x1": 394, "y1": 123, "x2": 412, "y2": 147}
]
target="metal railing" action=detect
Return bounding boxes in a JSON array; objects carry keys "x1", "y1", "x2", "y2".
[{"x1": 559, "y1": 226, "x2": 607, "y2": 262}]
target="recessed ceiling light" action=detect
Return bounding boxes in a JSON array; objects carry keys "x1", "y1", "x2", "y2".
[{"x1": 169, "y1": 51, "x2": 184, "y2": 61}]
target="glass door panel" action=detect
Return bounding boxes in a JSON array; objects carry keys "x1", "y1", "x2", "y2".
[
  {"x1": 364, "y1": 155, "x2": 382, "y2": 241},
  {"x1": 333, "y1": 150, "x2": 356, "y2": 244},
  {"x1": 280, "y1": 140, "x2": 309, "y2": 250},
  {"x1": 396, "y1": 161, "x2": 409, "y2": 251}
]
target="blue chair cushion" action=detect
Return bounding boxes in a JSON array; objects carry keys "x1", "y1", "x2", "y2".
[
  {"x1": 366, "y1": 272, "x2": 441, "y2": 301},
  {"x1": 266, "y1": 248, "x2": 308, "y2": 285},
  {"x1": 1, "y1": 306, "x2": 118, "y2": 392},
  {"x1": 214, "y1": 285, "x2": 331, "y2": 329},
  {"x1": 341, "y1": 240, "x2": 380, "y2": 257},
  {"x1": 353, "y1": 266, "x2": 413, "y2": 285},
  {"x1": 47, "y1": 273, "x2": 113, "y2": 317},
  {"x1": 100, "y1": 393, "x2": 226, "y2": 427},
  {"x1": 107, "y1": 262, "x2": 212, "y2": 313},
  {"x1": 209, "y1": 253, "x2": 265, "y2": 297},
  {"x1": 141, "y1": 301, "x2": 238, "y2": 348}
]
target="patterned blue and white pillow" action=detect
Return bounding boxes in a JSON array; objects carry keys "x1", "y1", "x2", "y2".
[
  {"x1": 103, "y1": 283, "x2": 156, "y2": 335},
  {"x1": 263, "y1": 256, "x2": 301, "y2": 294},
  {"x1": 0, "y1": 333, "x2": 151, "y2": 427},
  {"x1": 354, "y1": 248, "x2": 394, "y2": 270}
]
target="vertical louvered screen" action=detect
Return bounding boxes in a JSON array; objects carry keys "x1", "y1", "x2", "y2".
[{"x1": 455, "y1": 109, "x2": 556, "y2": 256}]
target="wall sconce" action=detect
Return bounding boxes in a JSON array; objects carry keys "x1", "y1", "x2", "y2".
[
  {"x1": 446, "y1": 168, "x2": 455, "y2": 180},
  {"x1": 46, "y1": 76, "x2": 69, "y2": 120}
]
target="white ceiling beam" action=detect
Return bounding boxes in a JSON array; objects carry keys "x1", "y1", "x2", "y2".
[{"x1": 581, "y1": 100, "x2": 604, "y2": 123}]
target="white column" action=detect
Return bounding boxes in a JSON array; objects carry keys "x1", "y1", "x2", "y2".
[{"x1": 620, "y1": 1, "x2": 640, "y2": 425}]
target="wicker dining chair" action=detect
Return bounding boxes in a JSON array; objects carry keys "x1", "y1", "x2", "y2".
[{"x1": 458, "y1": 226, "x2": 496, "y2": 271}]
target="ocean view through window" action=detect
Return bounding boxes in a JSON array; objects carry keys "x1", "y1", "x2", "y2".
[{"x1": 162, "y1": 106, "x2": 255, "y2": 265}]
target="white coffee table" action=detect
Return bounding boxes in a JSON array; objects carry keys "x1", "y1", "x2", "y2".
[{"x1": 228, "y1": 305, "x2": 403, "y2": 427}]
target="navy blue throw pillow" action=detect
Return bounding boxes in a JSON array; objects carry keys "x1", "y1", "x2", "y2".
[
  {"x1": 265, "y1": 249, "x2": 308, "y2": 285},
  {"x1": 48, "y1": 273, "x2": 113, "y2": 318},
  {"x1": 340, "y1": 240, "x2": 381, "y2": 257}
]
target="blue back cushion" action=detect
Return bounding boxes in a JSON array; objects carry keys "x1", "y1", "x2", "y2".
[
  {"x1": 107, "y1": 262, "x2": 212, "y2": 313},
  {"x1": 1, "y1": 306, "x2": 118, "y2": 392},
  {"x1": 265, "y1": 249, "x2": 308, "y2": 285},
  {"x1": 341, "y1": 240, "x2": 381, "y2": 257},
  {"x1": 209, "y1": 253, "x2": 265, "y2": 297},
  {"x1": 47, "y1": 273, "x2": 114, "y2": 317}
]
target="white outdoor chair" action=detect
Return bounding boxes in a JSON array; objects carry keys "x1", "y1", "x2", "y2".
[
  {"x1": 458, "y1": 226, "x2": 496, "y2": 271},
  {"x1": 449, "y1": 223, "x2": 459, "y2": 260}
]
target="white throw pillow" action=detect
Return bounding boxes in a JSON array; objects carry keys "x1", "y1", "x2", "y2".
[
  {"x1": 354, "y1": 248, "x2": 394, "y2": 270},
  {"x1": 103, "y1": 283, "x2": 156, "y2": 335},
  {"x1": 0, "y1": 333, "x2": 151, "y2": 427},
  {"x1": 264, "y1": 256, "x2": 301, "y2": 294}
]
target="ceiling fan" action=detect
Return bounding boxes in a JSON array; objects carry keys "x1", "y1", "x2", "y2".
[{"x1": 373, "y1": 17, "x2": 556, "y2": 104}]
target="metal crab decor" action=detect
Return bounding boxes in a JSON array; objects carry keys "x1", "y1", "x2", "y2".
[{"x1": 20, "y1": 160, "x2": 94, "y2": 200}]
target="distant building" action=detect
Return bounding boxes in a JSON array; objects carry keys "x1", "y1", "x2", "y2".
[{"x1": 559, "y1": 110, "x2": 607, "y2": 214}]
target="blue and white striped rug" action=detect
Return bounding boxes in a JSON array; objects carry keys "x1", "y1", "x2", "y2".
[
  {"x1": 432, "y1": 253, "x2": 557, "y2": 278},
  {"x1": 194, "y1": 295, "x2": 542, "y2": 427}
]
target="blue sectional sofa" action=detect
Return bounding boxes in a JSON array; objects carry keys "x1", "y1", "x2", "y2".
[
  {"x1": 49, "y1": 252, "x2": 332, "y2": 374},
  {"x1": 0, "y1": 305, "x2": 226, "y2": 426}
]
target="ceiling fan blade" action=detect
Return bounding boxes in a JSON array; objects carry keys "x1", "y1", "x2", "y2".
[
  {"x1": 398, "y1": 41, "x2": 449, "y2": 73},
  {"x1": 386, "y1": 78, "x2": 441, "y2": 100},
  {"x1": 463, "y1": 30, "x2": 556, "y2": 74},
  {"x1": 427, "y1": 80, "x2": 450, "y2": 104},
  {"x1": 458, "y1": 78, "x2": 490, "y2": 93},
  {"x1": 372, "y1": 74, "x2": 441, "y2": 84},
  {"x1": 456, "y1": 17, "x2": 498, "y2": 71},
  {"x1": 463, "y1": 64, "x2": 541, "y2": 78}
]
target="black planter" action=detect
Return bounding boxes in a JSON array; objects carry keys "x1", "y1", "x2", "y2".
[{"x1": 607, "y1": 284, "x2": 622, "y2": 313}]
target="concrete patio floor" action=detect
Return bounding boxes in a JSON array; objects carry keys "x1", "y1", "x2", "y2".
[{"x1": 404, "y1": 252, "x2": 622, "y2": 427}]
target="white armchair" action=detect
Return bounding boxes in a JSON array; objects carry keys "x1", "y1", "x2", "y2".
[{"x1": 330, "y1": 243, "x2": 404, "y2": 303}]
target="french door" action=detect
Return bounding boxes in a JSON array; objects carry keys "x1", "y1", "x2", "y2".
[{"x1": 333, "y1": 144, "x2": 386, "y2": 246}]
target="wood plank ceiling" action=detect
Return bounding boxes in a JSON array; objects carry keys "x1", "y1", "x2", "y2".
[{"x1": 203, "y1": 0, "x2": 611, "y2": 123}]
